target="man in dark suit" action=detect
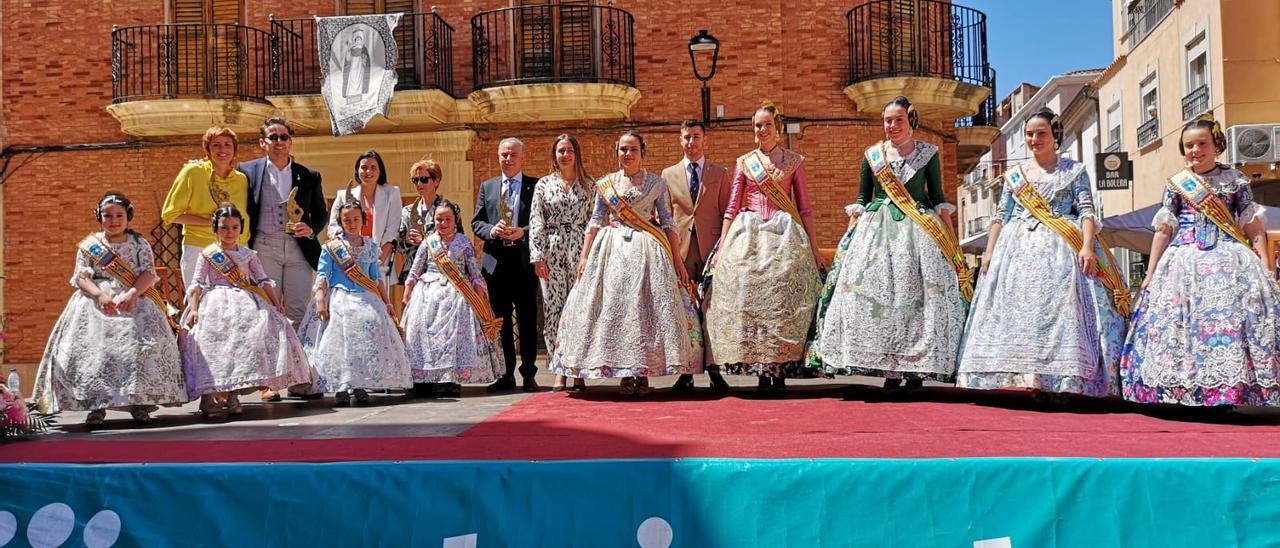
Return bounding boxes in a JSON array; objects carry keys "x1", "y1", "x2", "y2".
[
  {"x1": 239, "y1": 117, "x2": 328, "y2": 400},
  {"x1": 472, "y1": 137, "x2": 541, "y2": 392}
]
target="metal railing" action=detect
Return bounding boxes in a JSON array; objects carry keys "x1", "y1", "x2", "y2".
[
  {"x1": 112, "y1": 23, "x2": 272, "y2": 103},
  {"x1": 956, "y1": 68, "x2": 997, "y2": 127},
  {"x1": 1137, "y1": 117, "x2": 1161, "y2": 148},
  {"x1": 471, "y1": 3, "x2": 635, "y2": 90},
  {"x1": 1126, "y1": 0, "x2": 1173, "y2": 49},
  {"x1": 1104, "y1": 140, "x2": 1122, "y2": 153},
  {"x1": 271, "y1": 11, "x2": 455, "y2": 96},
  {"x1": 1181, "y1": 84, "x2": 1210, "y2": 121},
  {"x1": 848, "y1": 0, "x2": 990, "y2": 88}
]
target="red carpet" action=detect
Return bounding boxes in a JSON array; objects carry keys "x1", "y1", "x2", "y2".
[{"x1": 6, "y1": 387, "x2": 1280, "y2": 463}]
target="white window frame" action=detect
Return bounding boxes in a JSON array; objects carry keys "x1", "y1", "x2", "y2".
[
  {"x1": 1185, "y1": 32, "x2": 1210, "y2": 93},
  {"x1": 1139, "y1": 71, "x2": 1159, "y2": 123},
  {"x1": 1107, "y1": 101, "x2": 1122, "y2": 149}
]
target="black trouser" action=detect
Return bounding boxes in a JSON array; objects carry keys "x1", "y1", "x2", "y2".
[{"x1": 485, "y1": 260, "x2": 540, "y2": 380}]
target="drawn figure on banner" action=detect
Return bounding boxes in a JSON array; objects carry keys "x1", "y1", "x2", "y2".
[{"x1": 340, "y1": 30, "x2": 371, "y2": 101}]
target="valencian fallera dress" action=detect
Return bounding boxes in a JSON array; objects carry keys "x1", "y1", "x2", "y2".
[
  {"x1": 810, "y1": 140, "x2": 967, "y2": 381},
  {"x1": 956, "y1": 158, "x2": 1125, "y2": 397},
  {"x1": 1121, "y1": 165, "x2": 1280, "y2": 406},
  {"x1": 550, "y1": 170, "x2": 703, "y2": 379},
  {"x1": 704, "y1": 147, "x2": 822, "y2": 378}
]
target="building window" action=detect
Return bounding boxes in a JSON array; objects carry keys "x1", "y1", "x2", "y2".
[
  {"x1": 341, "y1": 0, "x2": 418, "y2": 14},
  {"x1": 168, "y1": 0, "x2": 243, "y2": 23},
  {"x1": 1183, "y1": 33, "x2": 1211, "y2": 120},
  {"x1": 1106, "y1": 101, "x2": 1122, "y2": 152},
  {"x1": 1138, "y1": 73, "x2": 1160, "y2": 147},
  {"x1": 1127, "y1": 0, "x2": 1173, "y2": 48}
]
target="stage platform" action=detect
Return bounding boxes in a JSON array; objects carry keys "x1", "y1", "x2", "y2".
[{"x1": 4, "y1": 376, "x2": 1280, "y2": 546}]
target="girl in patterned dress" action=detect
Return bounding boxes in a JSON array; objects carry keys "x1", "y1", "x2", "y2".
[
  {"x1": 1120, "y1": 117, "x2": 1280, "y2": 407},
  {"x1": 180, "y1": 203, "x2": 313, "y2": 417},
  {"x1": 33, "y1": 192, "x2": 187, "y2": 425},
  {"x1": 299, "y1": 200, "x2": 412, "y2": 406},
  {"x1": 529, "y1": 134, "x2": 593, "y2": 392}
]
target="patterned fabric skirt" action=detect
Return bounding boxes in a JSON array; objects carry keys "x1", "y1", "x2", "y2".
[
  {"x1": 1121, "y1": 242, "x2": 1280, "y2": 406},
  {"x1": 402, "y1": 273, "x2": 504, "y2": 384},
  {"x1": 813, "y1": 208, "x2": 966, "y2": 381},
  {"x1": 33, "y1": 279, "x2": 187, "y2": 413},
  {"x1": 298, "y1": 287, "x2": 412, "y2": 393},
  {"x1": 550, "y1": 225, "x2": 703, "y2": 379},
  {"x1": 180, "y1": 286, "x2": 313, "y2": 398},
  {"x1": 956, "y1": 219, "x2": 1125, "y2": 397},
  {"x1": 705, "y1": 211, "x2": 821, "y2": 377}
]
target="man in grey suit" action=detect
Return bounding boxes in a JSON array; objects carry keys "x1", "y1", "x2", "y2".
[
  {"x1": 471, "y1": 138, "x2": 541, "y2": 392},
  {"x1": 239, "y1": 117, "x2": 328, "y2": 400}
]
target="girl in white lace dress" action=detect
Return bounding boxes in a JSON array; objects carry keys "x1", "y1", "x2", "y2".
[
  {"x1": 180, "y1": 204, "x2": 313, "y2": 417},
  {"x1": 33, "y1": 193, "x2": 187, "y2": 425},
  {"x1": 550, "y1": 131, "x2": 703, "y2": 396},
  {"x1": 299, "y1": 201, "x2": 412, "y2": 406}
]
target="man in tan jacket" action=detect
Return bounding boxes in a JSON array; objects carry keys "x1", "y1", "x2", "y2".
[{"x1": 662, "y1": 119, "x2": 732, "y2": 393}]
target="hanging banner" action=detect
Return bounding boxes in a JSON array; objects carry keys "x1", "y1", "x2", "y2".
[{"x1": 317, "y1": 14, "x2": 401, "y2": 136}]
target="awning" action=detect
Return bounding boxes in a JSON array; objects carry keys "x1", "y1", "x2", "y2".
[{"x1": 1101, "y1": 203, "x2": 1280, "y2": 252}]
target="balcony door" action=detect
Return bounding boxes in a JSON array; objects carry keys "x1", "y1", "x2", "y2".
[
  {"x1": 168, "y1": 0, "x2": 245, "y2": 97},
  {"x1": 513, "y1": 0, "x2": 599, "y2": 82},
  {"x1": 343, "y1": 0, "x2": 419, "y2": 88}
]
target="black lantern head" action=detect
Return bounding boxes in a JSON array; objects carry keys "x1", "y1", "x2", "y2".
[{"x1": 688, "y1": 29, "x2": 720, "y2": 82}]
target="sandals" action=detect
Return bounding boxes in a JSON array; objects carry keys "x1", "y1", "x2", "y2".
[
  {"x1": 85, "y1": 409, "x2": 106, "y2": 426},
  {"x1": 619, "y1": 377, "x2": 636, "y2": 397}
]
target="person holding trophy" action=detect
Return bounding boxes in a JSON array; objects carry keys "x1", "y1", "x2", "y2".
[{"x1": 239, "y1": 117, "x2": 327, "y2": 401}]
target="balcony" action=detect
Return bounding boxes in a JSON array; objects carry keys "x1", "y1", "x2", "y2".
[
  {"x1": 1126, "y1": 0, "x2": 1174, "y2": 50},
  {"x1": 1104, "y1": 140, "x2": 1122, "y2": 154},
  {"x1": 1181, "y1": 84, "x2": 1210, "y2": 121},
  {"x1": 268, "y1": 11, "x2": 458, "y2": 133},
  {"x1": 468, "y1": 3, "x2": 641, "y2": 123},
  {"x1": 954, "y1": 68, "x2": 999, "y2": 174},
  {"x1": 845, "y1": 0, "x2": 992, "y2": 120},
  {"x1": 1137, "y1": 117, "x2": 1161, "y2": 148},
  {"x1": 107, "y1": 23, "x2": 277, "y2": 137}
]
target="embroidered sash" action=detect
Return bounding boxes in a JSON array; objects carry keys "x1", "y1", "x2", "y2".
[
  {"x1": 324, "y1": 237, "x2": 385, "y2": 296},
  {"x1": 425, "y1": 233, "x2": 503, "y2": 341},
  {"x1": 738, "y1": 149, "x2": 803, "y2": 224},
  {"x1": 864, "y1": 142, "x2": 975, "y2": 303},
  {"x1": 1005, "y1": 165, "x2": 1131, "y2": 316},
  {"x1": 1169, "y1": 169, "x2": 1251, "y2": 246},
  {"x1": 77, "y1": 235, "x2": 177, "y2": 329},
  {"x1": 200, "y1": 244, "x2": 274, "y2": 303},
  {"x1": 596, "y1": 173, "x2": 698, "y2": 302}
]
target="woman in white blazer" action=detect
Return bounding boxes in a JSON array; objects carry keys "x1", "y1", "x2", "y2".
[{"x1": 328, "y1": 150, "x2": 402, "y2": 280}]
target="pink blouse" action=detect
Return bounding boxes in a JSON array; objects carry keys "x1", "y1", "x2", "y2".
[{"x1": 723, "y1": 149, "x2": 814, "y2": 222}]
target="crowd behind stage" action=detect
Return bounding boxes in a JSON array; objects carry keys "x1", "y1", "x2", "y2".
[{"x1": 26, "y1": 95, "x2": 1280, "y2": 426}]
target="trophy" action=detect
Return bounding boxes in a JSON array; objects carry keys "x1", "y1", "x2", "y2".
[
  {"x1": 498, "y1": 189, "x2": 516, "y2": 247},
  {"x1": 283, "y1": 187, "x2": 305, "y2": 235}
]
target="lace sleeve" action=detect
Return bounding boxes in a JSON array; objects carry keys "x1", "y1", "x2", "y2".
[
  {"x1": 587, "y1": 189, "x2": 608, "y2": 229},
  {"x1": 1152, "y1": 185, "x2": 1181, "y2": 231},
  {"x1": 70, "y1": 247, "x2": 93, "y2": 288},
  {"x1": 246, "y1": 251, "x2": 276, "y2": 287},
  {"x1": 1234, "y1": 177, "x2": 1267, "y2": 228},
  {"x1": 655, "y1": 183, "x2": 676, "y2": 232}
]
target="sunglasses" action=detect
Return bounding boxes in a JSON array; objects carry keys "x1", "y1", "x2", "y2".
[
  {"x1": 264, "y1": 134, "x2": 292, "y2": 142},
  {"x1": 411, "y1": 175, "x2": 438, "y2": 184}
]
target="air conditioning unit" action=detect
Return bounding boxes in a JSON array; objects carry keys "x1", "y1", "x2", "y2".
[{"x1": 1225, "y1": 124, "x2": 1280, "y2": 165}]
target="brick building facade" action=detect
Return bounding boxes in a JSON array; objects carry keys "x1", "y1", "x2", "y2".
[{"x1": 0, "y1": 0, "x2": 991, "y2": 363}]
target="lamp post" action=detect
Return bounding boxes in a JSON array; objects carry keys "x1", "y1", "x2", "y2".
[{"x1": 688, "y1": 29, "x2": 720, "y2": 124}]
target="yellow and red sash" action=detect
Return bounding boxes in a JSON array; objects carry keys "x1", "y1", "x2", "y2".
[
  {"x1": 200, "y1": 244, "x2": 274, "y2": 304},
  {"x1": 1005, "y1": 165, "x2": 1131, "y2": 316},
  {"x1": 596, "y1": 173, "x2": 697, "y2": 302},
  {"x1": 738, "y1": 149, "x2": 804, "y2": 225},
  {"x1": 865, "y1": 142, "x2": 975, "y2": 303},
  {"x1": 1169, "y1": 168, "x2": 1251, "y2": 246},
  {"x1": 324, "y1": 237, "x2": 385, "y2": 296},
  {"x1": 425, "y1": 233, "x2": 503, "y2": 341},
  {"x1": 78, "y1": 234, "x2": 177, "y2": 329}
]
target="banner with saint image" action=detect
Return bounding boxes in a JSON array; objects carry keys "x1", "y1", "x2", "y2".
[{"x1": 317, "y1": 14, "x2": 402, "y2": 136}]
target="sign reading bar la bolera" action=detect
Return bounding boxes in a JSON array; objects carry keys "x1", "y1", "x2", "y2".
[{"x1": 1095, "y1": 151, "x2": 1131, "y2": 190}]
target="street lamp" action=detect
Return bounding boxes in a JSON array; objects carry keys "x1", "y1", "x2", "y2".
[{"x1": 688, "y1": 29, "x2": 720, "y2": 124}]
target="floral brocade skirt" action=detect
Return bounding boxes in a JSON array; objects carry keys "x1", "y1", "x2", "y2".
[
  {"x1": 402, "y1": 273, "x2": 504, "y2": 385},
  {"x1": 298, "y1": 287, "x2": 412, "y2": 393},
  {"x1": 1120, "y1": 241, "x2": 1280, "y2": 406},
  {"x1": 550, "y1": 225, "x2": 702, "y2": 379},
  {"x1": 180, "y1": 286, "x2": 313, "y2": 398},
  {"x1": 704, "y1": 211, "x2": 821, "y2": 378}
]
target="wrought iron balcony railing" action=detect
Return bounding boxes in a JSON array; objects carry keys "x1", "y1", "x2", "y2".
[
  {"x1": 112, "y1": 23, "x2": 271, "y2": 103},
  {"x1": 271, "y1": 11, "x2": 455, "y2": 97},
  {"x1": 1137, "y1": 117, "x2": 1161, "y2": 148},
  {"x1": 1126, "y1": 0, "x2": 1174, "y2": 49},
  {"x1": 956, "y1": 68, "x2": 997, "y2": 127},
  {"x1": 471, "y1": 3, "x2": 634, "y2": 91},
  {"x1": 1181, "y1": 84, "x2": 1210, "y2": 121},
  {"x1": 1104, "y1": 140, "x2": 1122, "y2": 153},
  {"x1": 848, "y1": 0, "x2": 990, "y2": 88}
]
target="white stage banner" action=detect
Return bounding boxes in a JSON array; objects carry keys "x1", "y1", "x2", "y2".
[{"x1": 316, "y1": 14, "x2": 402, "y2": 136}]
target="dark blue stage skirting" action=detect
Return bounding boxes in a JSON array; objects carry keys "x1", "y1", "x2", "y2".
[{"x1": 2, "y1": 457, "x2": 1279, "y2": 547}]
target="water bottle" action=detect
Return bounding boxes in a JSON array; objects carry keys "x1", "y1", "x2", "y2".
[{"x1": 6, "y1": 369, "x2": 19, "y2": 399}]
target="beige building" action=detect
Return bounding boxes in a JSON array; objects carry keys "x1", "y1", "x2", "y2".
[{"x1": 1094, "y1": 0, "x2": 1280, "y2": 218}]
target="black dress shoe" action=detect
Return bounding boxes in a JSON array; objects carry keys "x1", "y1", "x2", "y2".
[
  {"x1": 572, "y1": 382, "x2": 588, "y2": 393},
  {"x1": 486, "y1": 376, "x2": 517, "y2": 393},
  {"x1": 708, "y1": 373, "x2": 730, "y2": 394},
  {"x1": 770, "y1": 377, "x2": 788, "y2": 395},
  {"x1": 522, "y1": 377, "x2": 540, "y2": 392},
  {"x1": 672, "y1": 375, "x2": 695, "y2": 393}
]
